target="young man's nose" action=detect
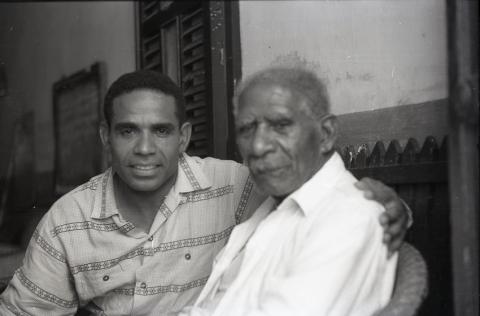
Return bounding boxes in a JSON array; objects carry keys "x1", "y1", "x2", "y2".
[{"x1": 134, "y1": 132, "x2": 156, "y2": 155}]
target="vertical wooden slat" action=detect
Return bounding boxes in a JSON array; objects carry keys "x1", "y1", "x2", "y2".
[
  {"x1": 208, "y1": 1, "x2": 229, "y2": 159},
  {"x1": 344, "y1": 136, "x2": 453, "y2": 315},
  {"x1": 430, "y1": 181, "x2": 454, "y2": 315},
  {"x1": 400, "y1": 138, "x2": 420, "y2": 164},
  {"x1": 384, "y1": 140, "x2": 401, "y2": 165},
  {"x1": 413, "y1": 138, "x2": 436, "y2": 315},
  {"x1": 368, "y1": 141, "x2": 385, "y2": 167},
  {"x1": 354, "y1": 144, "x2": 369, "y2": 168}
]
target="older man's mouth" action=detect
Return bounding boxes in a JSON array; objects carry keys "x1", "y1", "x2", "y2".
[{"x1": 253, "y1": 166, "x2": 287, "y2": 177}]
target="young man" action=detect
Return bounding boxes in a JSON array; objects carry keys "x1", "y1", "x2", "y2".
[
  {"x1": 182, "y1": 67, "x2": 399, "y2": 315},
  {"x1": 0, "y1": 70, "x2": 408, "y2": 315}
]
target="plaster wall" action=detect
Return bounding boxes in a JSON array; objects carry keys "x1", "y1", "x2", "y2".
[
  {"x1": 239, "y1": 0, "x2": 448, "y2": 115},
  {"x1": 0, "y1": 2, "x2": 136, "y2": 174}
]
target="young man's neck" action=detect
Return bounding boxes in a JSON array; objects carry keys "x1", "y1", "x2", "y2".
[{"x1": 113, "y1": 173, "x2": 176, "y2": 233}]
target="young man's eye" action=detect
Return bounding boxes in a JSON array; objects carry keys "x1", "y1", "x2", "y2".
[
  {"x1": 120, "y1": 128, "x2": 134, "y2": 136},
  {"x1": 154, "y1": 127, "x2": 171, "y2": 136}
]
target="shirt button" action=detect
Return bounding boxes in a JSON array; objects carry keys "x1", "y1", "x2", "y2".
[
  {"x1": 185, "y1": 253, "x2": 191, "y2": 260},
  {"x1": 148, "y1": 236, "x2": 154, "y2": 241},
  {"x1": 140, "y1": 282, "x2": 147, "y2": 288},
  {"x1": 102, "y1": 275, "x2": 109, "y2": 281}
]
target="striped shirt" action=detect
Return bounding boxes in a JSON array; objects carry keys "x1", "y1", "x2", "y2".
[{"x1": 0, "y1": 154, "x2": 266, "y2": 316}]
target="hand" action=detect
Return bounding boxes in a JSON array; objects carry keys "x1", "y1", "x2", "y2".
[{"x1": 354, "y1": 177, "x2": 409, "y2": 257}]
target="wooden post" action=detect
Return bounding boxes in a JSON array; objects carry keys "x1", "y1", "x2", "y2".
[{"x1": 447, "y1": 0, "x2": 479, "y2": 315}]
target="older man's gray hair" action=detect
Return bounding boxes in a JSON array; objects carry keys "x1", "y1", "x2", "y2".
[{"x1": 233, "y1": 67, "x2": 330, "y2": 118}]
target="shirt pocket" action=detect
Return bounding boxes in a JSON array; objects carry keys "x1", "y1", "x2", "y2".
[{"x1": 76, "y1": 264, "x2": 130, "y2": 302}]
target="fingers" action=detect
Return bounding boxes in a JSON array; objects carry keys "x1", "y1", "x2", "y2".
[
  {"x1": 355, "y1": 177, "x2": 394, "y2": 204},
  {"x1": 382, "y1": 209, "x2": 407, "y2": 255},
  {"x1": 379, "y1": 213, "x2": 390, "y2": 227},
  {"x1": 354, "y1": 177, "x2": 379, "y2": 192},
  {"x1": 357, "y1": 177, "x2": 409, "y2": 256},
  {"x1": 387, "y1": 233, "x2": 405, "y2": 257},
  {"x1": 385, "y1": 217, "x2": 406, "y2": 239}
]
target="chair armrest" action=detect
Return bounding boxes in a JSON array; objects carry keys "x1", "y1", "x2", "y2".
[{"x1": 377, "y1": 242, "x2": 428, "y2": 316}]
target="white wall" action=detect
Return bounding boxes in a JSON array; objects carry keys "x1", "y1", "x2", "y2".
[
  {"x1": 0, "y1": 2, "x2": 136, "y2": 173},
  {"x1": 239, "y1": 0, "x2": 448, "y2": 115}
]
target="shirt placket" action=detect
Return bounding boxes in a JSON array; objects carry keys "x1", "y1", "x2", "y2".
[{"x1": 130, "y1": 193, "x2": 184, "y2": 314}]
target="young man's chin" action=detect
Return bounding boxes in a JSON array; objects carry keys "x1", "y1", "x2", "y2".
[
  {"x1": 118, "y1": 174, "x2": 165, "y2": 193},
  {"x1": 129, "y1": 182, "x2": 165, "y2": 194}
]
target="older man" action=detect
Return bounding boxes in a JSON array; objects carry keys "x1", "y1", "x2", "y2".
[
  {"x1": 1, "y1": 70, "x2": 405, "y2": 315},
  {"x1": 182, "y1": 67, "x2": 398, "y2": 316}
]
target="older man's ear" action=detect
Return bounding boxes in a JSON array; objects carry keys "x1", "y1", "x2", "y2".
[{"x1": 318, "y1": 114, "x2": 338, "y2": 154}]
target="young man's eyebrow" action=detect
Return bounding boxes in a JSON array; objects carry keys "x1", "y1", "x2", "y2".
[
  {"x1": 113, "y1": 122, "x2": 138, "y2": 130},
  {"x1": 151, "y1": 123, "x2": 176, "y2": 129}
]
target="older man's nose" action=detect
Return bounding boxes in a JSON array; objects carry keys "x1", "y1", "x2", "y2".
[
  {"x1": 134, "y1": 132, "x2": 156, "y2": 155},
  {"x1": 251, "y1": 126, "x2": 274, "y2": 156}
]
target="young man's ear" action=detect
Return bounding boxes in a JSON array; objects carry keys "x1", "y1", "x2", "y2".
[
  {"x1": 178, "y1": 121, "x2": 192, "y2": 154},
  {"x1": 319, "y1": 114, "x2": 338, "y2": 154},
  {"x1": 99, "y1": 121, "x2": 111, "y2": 150}
]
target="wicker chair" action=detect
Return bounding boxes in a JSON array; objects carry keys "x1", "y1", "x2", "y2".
[
  {"x1": 376, "y1": 242, "x2": 429, "y2": 316},
  {"x1": 4, "y1": 242, "x2": 429, "y2": 316}
]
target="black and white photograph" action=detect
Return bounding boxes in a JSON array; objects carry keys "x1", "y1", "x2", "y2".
[{"x1": 0, "y1": 1, "x2": 477, "y2": 315}]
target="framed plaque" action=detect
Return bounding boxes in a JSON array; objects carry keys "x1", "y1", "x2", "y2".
[{"x1": 53, "y1": 62, "x2": 106, "y2": 196}]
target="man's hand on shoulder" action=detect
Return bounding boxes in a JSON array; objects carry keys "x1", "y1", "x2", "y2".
[{"x1": 354, "y1": 177, "x2": 410, "y2": 257}]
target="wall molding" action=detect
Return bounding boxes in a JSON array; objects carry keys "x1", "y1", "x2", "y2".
[{"x1": 336, "y1": 99, "x2": 448, "y2": 148}]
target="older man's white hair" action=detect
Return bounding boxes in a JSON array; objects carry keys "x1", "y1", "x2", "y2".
[{"x1": 233, "y1": 67, "x2": 330, "y2": 119}]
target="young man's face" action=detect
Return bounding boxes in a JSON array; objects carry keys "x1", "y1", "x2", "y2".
[
  {"x1": 235, "y1": 83, "x2": 331, "y2": 199},
  {"x1": 101, "y1": 89, "x2": 190, "y2": 194}
]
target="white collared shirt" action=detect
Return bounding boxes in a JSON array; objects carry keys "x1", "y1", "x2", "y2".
[{"x1": 184, "y1": 152, "x2": 397, "y2": 316}]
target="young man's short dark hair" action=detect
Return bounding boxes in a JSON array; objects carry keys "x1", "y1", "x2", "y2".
[{"x1": 103, "y1": 70, "x2": 186, "y2": 127}]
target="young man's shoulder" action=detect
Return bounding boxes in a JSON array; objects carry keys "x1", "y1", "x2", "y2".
[
  {"x1": 43, "y1": 171, "x2": 108, "y2": 225},
  {"x1": 187, "y1": 155, "x2": 250, "y2": 183},
  {"x1": 189, "y1": 155, "x2": 245, "y2": 170}
]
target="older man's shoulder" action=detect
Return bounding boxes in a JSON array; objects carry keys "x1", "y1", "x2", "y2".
[{"x1": 327, "y1": 170, "x2": 385, "y2": 224}]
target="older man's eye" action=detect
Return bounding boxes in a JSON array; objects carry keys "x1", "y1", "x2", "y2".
[
  {"x1": 237, "y1": 123, "x2": 255, "y2": 136},
  {"x1": 272, "y1": 120, "x2": 291, "y2": 131}
]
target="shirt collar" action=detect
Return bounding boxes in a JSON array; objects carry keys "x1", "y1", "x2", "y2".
[
  {"x1": 90, "y1": 153, "x2": 212, "y2": 220},
  {"x1": 91, "y1": 168, "x2": 118, "y2": 219},
  {"x1": 281, "y1": 152, "x2": 346, "y2": 217},
  {"x1": 176, "y1": 153, "x2": 212, "y2": 193}
]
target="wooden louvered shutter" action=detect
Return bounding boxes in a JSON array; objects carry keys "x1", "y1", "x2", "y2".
[
  {"x1": 180, "y1": 6, "x2": 210, "y2": 157},
  {"x1": 136, "y1": 1, "x2": 239, "y2": 160}
]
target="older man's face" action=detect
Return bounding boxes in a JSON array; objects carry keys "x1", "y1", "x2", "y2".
[{"x1": 235, "y1": 83, "x2": 327, "y2": 199}]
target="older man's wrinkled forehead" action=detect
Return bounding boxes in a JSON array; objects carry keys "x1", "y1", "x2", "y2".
[
  {"x1": 238, "y1": 82, "x2": 312, "y2": 116},
  {"x1": 234, "y1": 67, "x2": 330, "y2": 118}
]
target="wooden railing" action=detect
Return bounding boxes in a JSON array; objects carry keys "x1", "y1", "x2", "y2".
[{"x1": 339, "y1": 136, "x2": 452, "y2": 316}]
